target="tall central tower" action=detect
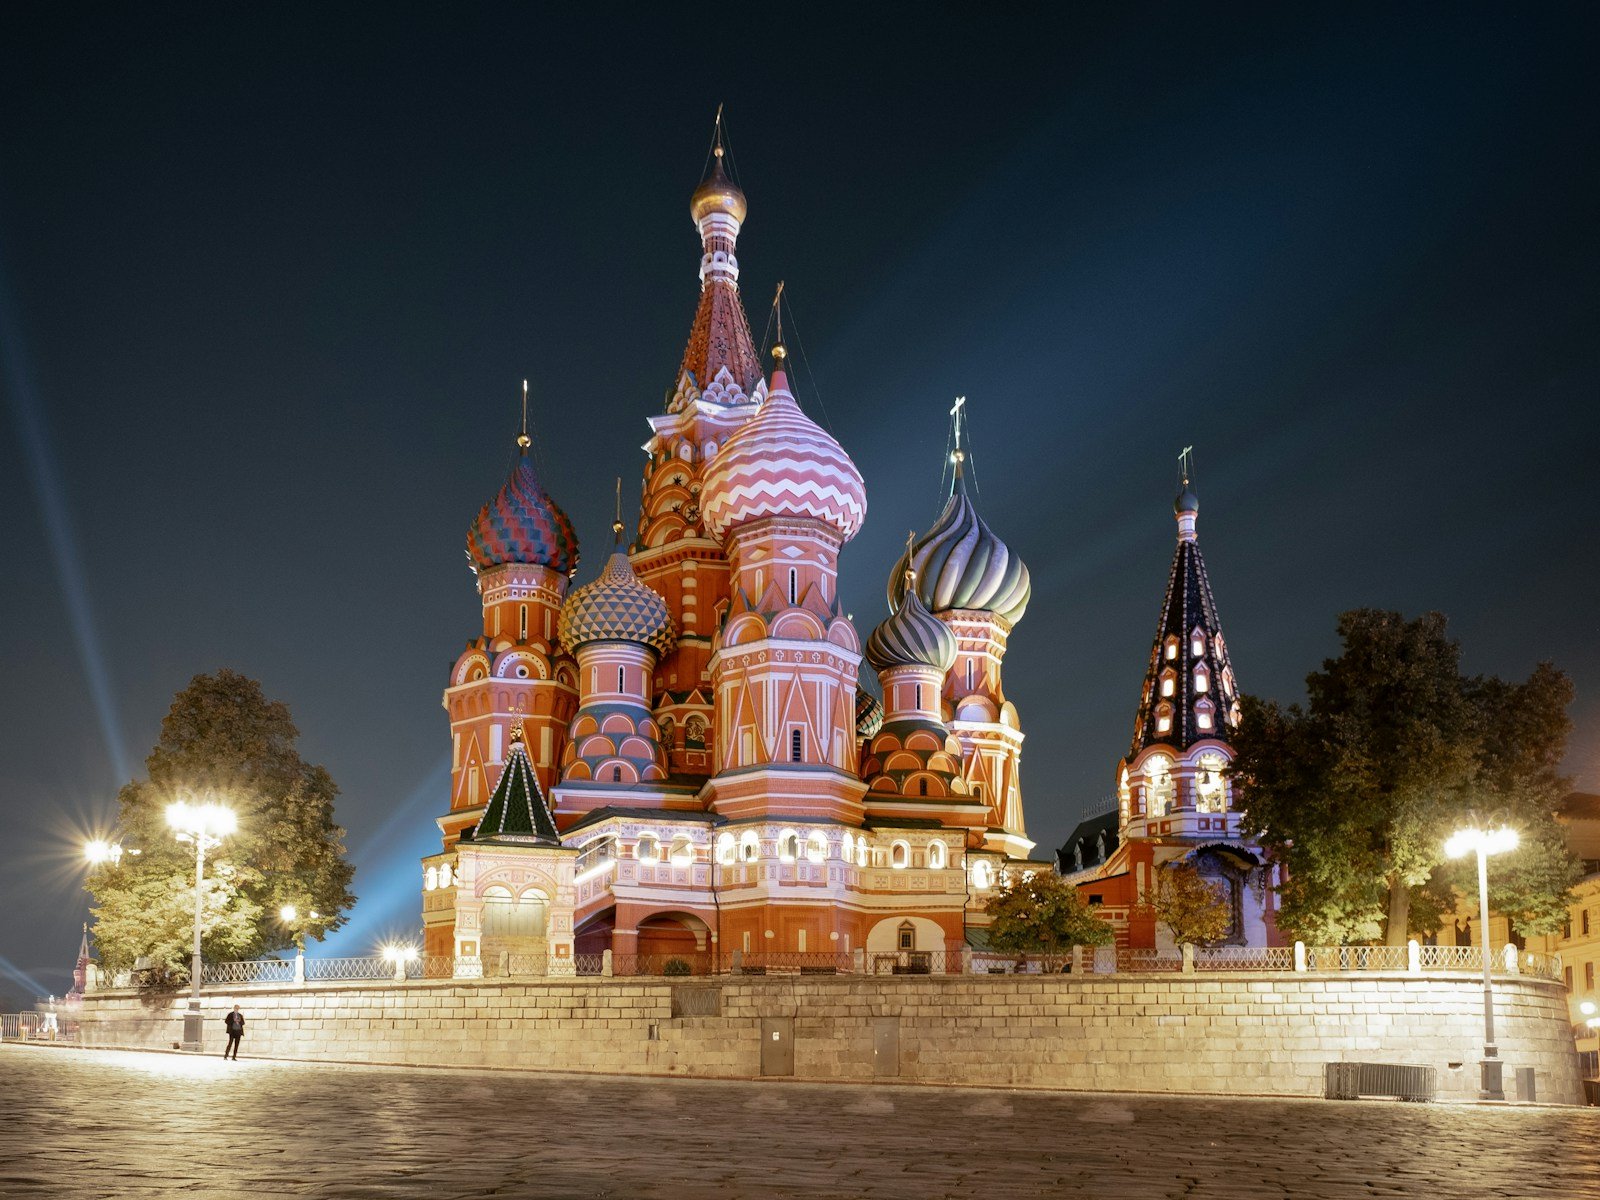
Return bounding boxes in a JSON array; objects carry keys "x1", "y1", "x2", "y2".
[{"x1": 631, "y1": 130, "x2": 767, "y2": 780}]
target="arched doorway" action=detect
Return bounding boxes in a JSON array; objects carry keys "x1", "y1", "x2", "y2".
[
  {"x1": 634, "y1": 911, "x2": 710, "y2": 973},
  {"x1": 480, "y1": 885, "x2": 550, "y2": 967}
]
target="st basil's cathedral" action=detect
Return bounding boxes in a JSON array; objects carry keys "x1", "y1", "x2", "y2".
[{"x1": 420, "y1": 127, "x2": 1281, "y2": 968}]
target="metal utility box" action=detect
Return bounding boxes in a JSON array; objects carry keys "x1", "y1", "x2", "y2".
[{"x1": 760, "y1": 1017, "x2": 794, "y2": 1076}]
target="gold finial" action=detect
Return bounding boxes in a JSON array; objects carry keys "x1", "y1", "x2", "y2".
[
  {"x1": 903, "y1": 530, "x2": 918, "y2": 591},
  {"x1": 714, "y1": 103, "x2": 724, "y2": 158},
  {"x1": 509, "y1": 722, "x2": 525, "y2": 745},
  {"x1": 517, "y1": 380, "x2": 531, "y2": 449},
  {"x1": 612, "y1": 476, "x2": 624, "y2": 542}
]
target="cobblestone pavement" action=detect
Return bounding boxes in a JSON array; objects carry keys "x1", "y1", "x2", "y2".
[{"x1": 2, "y1": 1046, "x2": 1597, "y2": 1199}]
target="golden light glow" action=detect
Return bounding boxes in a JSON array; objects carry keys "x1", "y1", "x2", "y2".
[
  {"x1": 165, "y1": 800, "x2": 237, "y2": 838},
  {"x1": 1444, "y1": 826, "x2": 1520, "y2": 859}
]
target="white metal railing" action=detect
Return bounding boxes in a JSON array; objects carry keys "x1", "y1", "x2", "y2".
[
  {"x1": 1193, "y1": 946, "x2": 1295, "y2": 971},
  {"x1": 1305, "y1": 944, "x2": 1409, "y2": 972},
  {"x1": 304, "y1": 956, "x2": 392, "y2": 982},
  {"x1": 203, "y1": 959, "x2": 295, "y2": 986}
]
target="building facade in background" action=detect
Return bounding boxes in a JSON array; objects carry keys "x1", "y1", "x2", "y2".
[
  {"x1": 421, "y1": 136, "x2": 1047, "y2": 969},
  {"x1": 1058, "y1": 463, "x2": 1283, "y2": 950}
]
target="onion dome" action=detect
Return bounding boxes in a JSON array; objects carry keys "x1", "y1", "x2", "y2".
[
  {"x1": 690, "y1": 147, "x2": 748, "y2": 225},
  {"x1": 1175, "y1": 484, "x2": 1199, "y2": 515},
  {"x1": 467, "y1": 444, "x2": 579, "y2": 575},
  {"x1": 889, "y1": 462, "x2": 1029, "y2": 624},
  {"x1": 855, "y1": 689, "x2": 884, "y2": 739},
  {"x1": 866, "y1": 586, "x2": 958, "y2": 674},
  {"x1": 559, "y1": 548, "x2": 674, "y2": 655},
  {"x1": 701, "y1": 347, "x2": 867, "y2": 542}
]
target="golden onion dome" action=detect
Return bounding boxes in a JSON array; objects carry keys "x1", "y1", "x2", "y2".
[{"x1": 690, "y1": 148, "x2": 747, "y2": 225}]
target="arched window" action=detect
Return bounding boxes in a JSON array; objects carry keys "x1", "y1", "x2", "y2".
[
  {"x1": 739, "y1": 831, "x2": 760, "y2": 863},
  {"x1": 1145, "y1": 754, "x2": 1175, "y2": 816},
  {"x1": 840, "y1": 832, "x2": 854, "y2": 862},
  {"x1": 1164, "y1": 636, "x2": 1180, "y2": 661},
  {"x1": 805, "y1": 831, "x2": 827, "y2": 863},
  {"x1": 1190, "y1": 627, "x2": 1206, "y2": 657},
  {"x1": 668, "y1": 834, "x2": 695, "y2": 866},
  {"x1": 777, "y1": 830, "x2": 799, "y2": 863},
  {"x1": 890, "y1": 841, "x2": 910, "y2": 869},
  {"x1": 1193, "y1": 664, "x2": 1210, "y2": 694},
  {"x1": 1155, "y1": 703, "x2": 1174, "y2": 734},
  {"x1": 971, "y1": 860, "x2": 995, "y2": 889},
  {"x1": 1159, "y1": 669, "x2": 1177, "y2": 698},
  {"x1": 612, "y1": 766, "x2": 623, "y2": 782},
  {"x1": 715, "y1": 832, "x2": 736, "y2": 866},
  {"x1": 928, "y1": 840, "x2": 947, "y2": 869},
  {"x1": 424, "y1": 866, "x2": 438, "y2": 891},
  {"x1": 790, "y1": 728, "x2": 803, "y2": 762},
  {"x1": 635, "y1": 833, "x2": 661, "y2": 864},
  {"x1": 857, "y1": 838, "x2": 869, "y2": 867},
  {"x1": 1196, "y1": 752, "x2": 1227, "y2": 812},
  {"x1": 1195, "y1": 699, "x2": 1215, "y2": 732}
]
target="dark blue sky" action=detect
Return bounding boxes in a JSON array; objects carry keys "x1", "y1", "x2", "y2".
[{"x1": 2, "y1": 5, "x2": 1595, "y2": 997}]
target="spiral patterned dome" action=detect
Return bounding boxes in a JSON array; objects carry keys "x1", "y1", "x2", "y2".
[
  {"x1": 866, "y1": 586, "x2": 958, "y2": 674},
  {"x1": 889, "y1": 470, "x2": 1029, "y2": 624},
  {"x1": 701, "y1": 355, "x2": 866, "y2": 543},
  {"x1": 559, "y1": 550, "x2": 674, "y2": 655},
  {"x1": 854, "y1": 689, "x2": 884, "y2": 739},
  {"x1": 467, "y1": 447, "x2": 580, "y2": 575}
]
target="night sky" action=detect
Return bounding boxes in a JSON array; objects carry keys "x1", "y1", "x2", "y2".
[{"x1": 2, "y1": 5, "x2": 1595, "y2": 999}]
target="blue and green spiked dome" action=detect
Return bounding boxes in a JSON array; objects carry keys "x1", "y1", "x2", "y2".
[
  {"x1": 467, "y1": 444, "x2": 580, "y2": 575},
  {"x1": 888, "y1": 466, "x2": 1030, "y2": 625},
  {"x1": 866, "y1": 586, "x2": 958, "y2": 674},
  {"x1": 559, "y1": 549, "x2": 675, "y2": 655}
]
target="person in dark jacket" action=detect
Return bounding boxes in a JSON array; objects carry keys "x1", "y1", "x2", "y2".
[{"x1": 223, "y1": 1006, "x2": 244, "y2": 1060}]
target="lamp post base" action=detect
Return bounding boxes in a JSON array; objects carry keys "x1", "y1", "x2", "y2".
[
  {"x1": 1479, "y1": 1055, "x2": 1505, "y2": 1101},
  {"x1": 181, "y1": 1003, "x2": 204, "y2": 1052}
]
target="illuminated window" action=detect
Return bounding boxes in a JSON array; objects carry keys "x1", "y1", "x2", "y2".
[
  {"x1": 1145, "y1": 754, "x2": 1175, "y2": 816},
  {"x1": 715, "y1": 832, "x2": 736, "y2": 865},
  {"x1": 1160, "y1": 670, "x2": 1177, "y2": 698},
  {"x1": 928, "y1": 840, "x2": 947, "y2": 869},
  {"x1": 668, "y1": 835, "x2": 694, "y2": 867},
  {"x1": 1195, "y1": 752, "x2": 1227, "y2": 812},
  {"x1": 424, "y1": 867, "x2": 437, "y2": 891},
  {"x1": 740, "y1": 831, "x2": 760, "y2": 862},
  {"x1": 1164, "y1": 636, "x2": 1179, "y2": 661},
  {"x1": 778, "y1": 829, "x2": 799, "y2": 863},
  {"x1": 856, "y1": 838, "x2": 869, "y2": 867},
  {"x1": 1193, "y1": 665, "x2": 1209, "y2": 693},
  {"x1": 805, "y1": 831, "x2": 827, "y2": 863},
  {"x1": 840, "y1": 832, "x2": 853, "y2": 862},
  {"x1": 1155, "y1": 703, "x2": 1174, "y2": 734},
  {"x1": 1196, "y1": 700, "x2": 1215, "y2": 731},
  {"x1": 1190, "y1": 627, "x2": 1205, "y2": 657},
  {"x1": 890, "y1": 841, "x2": 910, "y2": 869},
  {"x1": 636, "y1": 834, "x2": 660, "y2": 864},
  {"x1": 971, "y1": 860, "x2": 995, "y2": 889}
]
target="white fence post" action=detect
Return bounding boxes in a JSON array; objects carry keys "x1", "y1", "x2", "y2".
[
  {"x1": 391, "y1": 958, "x2": 407, "y2": 985},
  {"x1": 960, "y1": 946, "x2": 972, "y2": 975},
  {"x1": 1071, "y1": 945, "x2": 1084, "y2": 974},
  {"x1": 601, "y1": 949, "x2": 613, "y2": 978},
  {"x1": 1181, "y1": 943, "x2": 1195, "y2": 974},
  {"x1": 1503, "y1": 944, "x2": 1520, "y2": 975},
  {"x1": 1293, "y1": 941, "x2": 1307, "y2": 972},
  {"x1": 294, "y1": 950, "x2": 306, "y2": 987},
  {"x1": 1407, "y1": 939, "x2": 1421, "y2": 974}
]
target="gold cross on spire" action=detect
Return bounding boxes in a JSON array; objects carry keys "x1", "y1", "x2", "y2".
[
  {"x1": 517, "y1": 379, "x2": 531, "y2": 449},
  {"x1": 1179, "y1": 445, "x2": 1194, "y2": 485}
]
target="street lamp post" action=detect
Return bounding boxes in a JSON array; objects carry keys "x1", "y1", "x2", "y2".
[
  {"x1": 1444, "y1": 825, "x2": 1520, "y2": 1101},
  {"x1": 167, "y1": 800, "x2": 236, "y2": 1051}
]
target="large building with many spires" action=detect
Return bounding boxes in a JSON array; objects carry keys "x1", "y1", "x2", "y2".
[
  {"x1": 1058, "y1": 453, "x2": 1283, "y2": 950},
  {"x1": 420, "y1": 128, "x2": 1045, "y2": 970}
]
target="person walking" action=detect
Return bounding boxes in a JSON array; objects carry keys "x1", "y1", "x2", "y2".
[{"x1": 222, "y1": 1005, "x2": 244, "y2": 1060}]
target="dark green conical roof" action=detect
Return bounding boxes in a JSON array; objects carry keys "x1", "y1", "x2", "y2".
[{"x1": 474, "y1": 727, "x2": 560, "y2": 845}]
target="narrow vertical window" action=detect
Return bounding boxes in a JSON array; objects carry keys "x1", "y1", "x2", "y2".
[
  {"x1": 791, "y1": 728, "x2": 803, "y2": 761},
  {"x1": 612, "y1": 766, "x2": 622, "y2": 783},
  {"x1": 617, "y1": 666, "x2": 626, "y2": 693},
  {"x1": 965, "y1": 660, "x2": 974, "y2": 691},
  {"x1": 788, "y1": 568, "x2": 797, "y2": 605},
  {"x1": 915, "y1": 684, "x2": 923, "y2": 709},
  {"x1": 519, "y1": 605, "x2": 528, "y2": 641}
]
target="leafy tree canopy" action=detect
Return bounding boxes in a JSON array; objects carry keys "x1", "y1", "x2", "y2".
[
  {"x1": 1232, "y1": 610, "x2": 1576, "y2": 946},
  {"x1": 983, "y1": 869, "x2": 1113, "y2": 969},
  {"x1": 88, "y1": 670, "x2": 357, "y2": 977},
  {"x1": 1140, "y1": 863, "x2": 1233, "y2": 946}
]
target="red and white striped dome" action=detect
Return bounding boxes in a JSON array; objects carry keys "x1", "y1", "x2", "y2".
[{"x1": 701, "y1": 356, "x2": 866, "y2": 543}]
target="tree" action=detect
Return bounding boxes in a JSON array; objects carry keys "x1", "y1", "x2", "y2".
[
  {"x1": 983, "y1": 870, "x2": 1113, "y2": 970},
  {"x1": 1140, "y1": 863, "x2": 1232, "y2": 946},
  {"x1": 1232, "y1": 610, "x2": 1577, "y2": 946},
  {"x1": 88, "y1": 670, "x2": 357, "y2": 980}
]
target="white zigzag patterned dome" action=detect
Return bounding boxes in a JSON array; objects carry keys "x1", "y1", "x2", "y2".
[{"x1": 701, "y1": 357, "x2": 866, "y2": 543}]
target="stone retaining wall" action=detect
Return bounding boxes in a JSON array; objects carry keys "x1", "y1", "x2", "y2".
[{"x1": 75, "y1": 973, "x2": 1585, "y2": 1103}]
